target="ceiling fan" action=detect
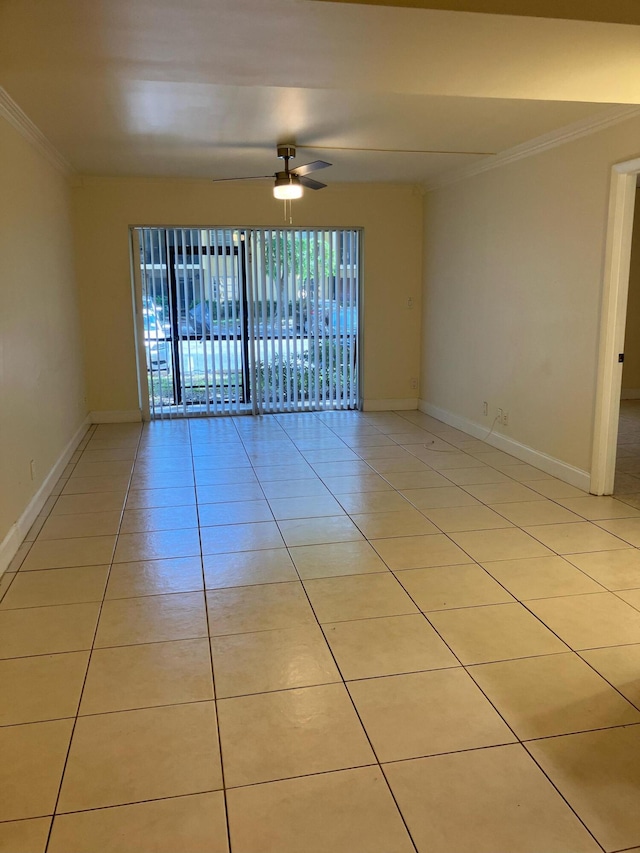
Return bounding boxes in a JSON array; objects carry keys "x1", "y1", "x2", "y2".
[{"x1": 211, "y1": 144, "x2": 331, "y2": 199}]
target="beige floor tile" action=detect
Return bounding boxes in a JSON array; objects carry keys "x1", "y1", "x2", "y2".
[
  {"x1": 482, "y1": 555, "x2": 605, "y2": 599},
  {"x1": 560, "y1": 495, "x2": 640, "y2": 520},
  {"x1": 381, "y1": 470, "x2": 451, "y2": 490},
  {"x1": 469, "y1": 652, "x2": 640, "y2": 739},
  {"x1": 0, "y1": 565, "x2": 108, "y2": 609},
  {"x1": 196, "y1": 482, "x2": 265, "y2": 504},
  {"x1": 0, "y1": 602, "x2": 100, "y2": 659},
  {"x1": 199, "y1": 499, "x2": 274, "y2": 526},
  {"x1": 196, "y1": 467, "x2": 259, "y2": 486},
  {"x1": 523, "y1": 521, "x2": 630, "y2": 554},
  {"x1": 72, "y1": 459, "x2": 134, "y2": 478},
  {"x1": 371, "y1": 533, "x2": 471, "y2": 570},
  {"x1": 0, "y1": 718, "x2": 73, "y2": 820},
  {"x1": 384, "y1": 744, "x2": 601, "y2": 853},
  {"x1": 409, "y1": 450, "x2": 484, "y2": 471},
  {"x1": 324, "y1": 614, "x2": 458, "y2": 679},
  {"x1": 204, "y1": 548, "x2": 297, "y2": 588},
  {"x1": 260, "y1": 479, "x2": 329, "y2": 499},
  {"x1": 5, "y1": 543, "x2": 31, "y2": 572},
  {"x1": 304, "y1": 573, "x2": 418, "y2": 622},
  {"x1": 400, "y1": 486, "x2": 480, "y2": 509},
  {"x1": 125, "y1": 486, "x2": 196, "y2": 509},
  {"x1": 528, "y1": 592, "x2": 640, "y2": 649},
  {"x1": 498, "y1": 463, "x2": 553, "y2": 482},
  {"x1": 200, "y1": 521, "x2": 285, "y2": 554},
  {"x1": 526, "y1": 480, "x2": 588, "y2": 500},
  {"x1": 119, "y1": 504, "x2": 199, "y2": 533},
  {"x1": 527, "y1": 725, "x2": 640, "y2": 852},
  {"x1": 105, "y1": 556, "x2": 204, "y2": 598},
  {"x1": 350, "y1": 509, "x2": 438, "y2": 539},
  {"x1": 95, "y1": 591, "x2": 207, "y2": 647},
  {"x1": 49, "y1": 792, "x2": 228, "y2": 853},
  {"x1": 463, "y1": 481, "x2": 546, "y2": 504},
  {"x1": 206, "y1": 582, "x2": 316, "y2": 635},
  {"x1": 211, "y1": 625, "x2": 340, "y2": 697},
  {"x1": 428, "y1": 602, "x2": 568, "y2": 664},
  {"x1": 336, "y1": 490, "x2": 412, "y2": 513},
  {"x1": 0, "y1": 651, "x2": 89, "y2": 725},
  {"x1": 366, "y1": 457, "x2": 432, "y2": 475},
  {"x1": 80, "y1": 638, "x2": 213, "y2": 714},
  {"x1": 0, "y1": 572, "x2": 15, "y2": 602},
  {"x1": 0, "y1": 817, "x2": 51, "y2": 853},
  {"x1": 278, "y1": 515, "x2": 364, "y2": 547},
  {"x1": 441, "y1": 466, "x2": 512, "y2": 485},
  {"x1": 349, "y1": 668, "x2": 515, "y2": 762},
  {"x1": 255, "y1": 463, "x2": 316, "y2": 482},
  {"x1": 616, "y1": 587, "x2": 640, "y2": 610},
  {"x1": 289, "y1": 540, "x2": 387, "y2": 580},
  {"x1": 596, "y1": 517, "x2": 640, "y2": 547},
  {"x1": 490, "y1": 500, "x2": 582, "y2": 526},
  {"x1": 267, "y1": 495, "x2": 345, "y2": 521},
  {"x1": 355, "y1": 444, "x2": 413, "y2": 461},
  {"x1": 322, "y1": 473, "x2": 395, "y2": 493},
  {"x1": 114, "y1": 528, "x2": 201, "y2": 562},
  {"x1": 37, "y1": 511, "x2": 122, "y2": 540},
  {"x1": 20, "y1": 536, "x2": 116, "y2": 570},
  {"x1": 131, "y1": 472, "x2": 194, "y2": 491},
  {"x1": 80, "y1": 447, "x2": 136, "y2": 462},
  {"x1": 564, "y1": 549, "x2": 640, "y2": 590},
  {"x1": 396, "y1": 563, "x2": 514, "y2": 611},
  {"x1": 227, "y1": 766, "x2": 414, "y2": 853},
  {"x1": 61, "y1": 475, "x2": 130, "y2": 495},
  {"x1": 58, "y1": 702, "x2": 222, "y2": 813},
  {"x1": 450, "y1": 528, "x2": 554, "y2": 562},
  {"x1": 218, "y1": 683, "x2": 374, "y2": 787},
  {"x1": 422, "y1": 504, "x2": 513, "y2": 532},
  {"x1": 580, "y1": 643, "x2": 640, "y2": 706}
]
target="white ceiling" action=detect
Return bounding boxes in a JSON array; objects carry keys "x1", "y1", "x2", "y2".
[{"x1": 1, "y1": 0, "x2": 640, "y2": 184}]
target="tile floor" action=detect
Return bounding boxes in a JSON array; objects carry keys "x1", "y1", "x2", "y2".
[{"x1": 2, "y1": 409, "x2": 640, "y2": 851}]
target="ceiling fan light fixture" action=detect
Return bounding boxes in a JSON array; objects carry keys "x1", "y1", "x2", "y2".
[{"x1": 273, "y1": 172, "x2": 303, "y2": 200}]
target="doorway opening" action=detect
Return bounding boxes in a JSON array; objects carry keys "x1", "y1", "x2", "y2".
[
  {"x1": 131, "y1": 227, "x2": 360, "y2": 419},
  {"x1": 592, "y1": 160, "x2": 640, "y2": 494}
]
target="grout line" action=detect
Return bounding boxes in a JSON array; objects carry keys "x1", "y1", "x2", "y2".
[{"x1": 43, "y1": 423, "x2": 141, "y2": 853}]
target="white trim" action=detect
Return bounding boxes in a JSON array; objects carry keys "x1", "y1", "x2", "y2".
[
  {"x1": 0, "y1": 415, "x2": 91, "y2": 576},
  {"x1": 419, "y1": 400, "x2": 590, "y2": 492},
  {"x1": 90, "y1": 410, "x2": 142, "y2": 423},
  {"x1": 591, "y1": 158, "x2": 640, "y2": 495},
  {"x1": 425, "y1": 106, "x2": 640, "y2": 192},
  {"x1": 0, "y1": 87, "x2": 74, "y2": 178},
  {"x1": 363, "y1": 398, "x2": 419, "y2": 412},
  {"x1": 620, "y1": 388, "x2": 640, "y2": 400}
]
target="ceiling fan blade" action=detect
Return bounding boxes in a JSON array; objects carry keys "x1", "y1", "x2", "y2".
[
  {"x1": 291, "y1": 160, "x2": 332, "y2": 177},
  {"x1": 211, "y1": 175, "x2": 273, "y2": 183},
  {"x1": 299, "y1": 176, "x2": 327, "y2": 191}
]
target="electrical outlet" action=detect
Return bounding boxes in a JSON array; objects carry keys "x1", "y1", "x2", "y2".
[
  {"x1": 410, "y1": 377, "x2": 418, "y2": 390},
  {"x1": 482, "y1": 401, "x2": 488, "y2": 417},
  {"x1": 502, "y1": 411, "x2": 509, "y2": 427},
  {"x1": 497, "y1": 407, "x2": 503, "y2": 425}
]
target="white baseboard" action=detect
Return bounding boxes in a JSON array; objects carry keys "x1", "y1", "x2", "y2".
[
  {"x1": 91, "y1": 409, "x2": 142, "y2": 423},
  {"x1": 419, "y1": 400, "x2": 590, "y2": 491},
  {"x1": 0, "y1": 414, "x2": 92, "y2": 576},
  {"x1": 362, "y1": 398, "x2": 419, "y2": 412},
  {"x1": 621, "y1": 388, "x2": 640, "y2": 400}
]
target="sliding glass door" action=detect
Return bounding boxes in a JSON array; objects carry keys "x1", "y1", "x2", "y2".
[{"x1": 134, "y1": 227, "x2": 360, "y2": 418}]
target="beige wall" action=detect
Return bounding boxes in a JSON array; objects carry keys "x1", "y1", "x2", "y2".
[
  {"x1": 72, "y1": 179, "x2": 423, "y2": 415},
  {"x1": 622, "y1": 188, "x2": 640, "y2": 393},
  {"x1": 421, "y1": 115, "x2": 640, "y2": 475},
  {"x1": 0, "y1": 117, "x2": 87, "y2": 555}
]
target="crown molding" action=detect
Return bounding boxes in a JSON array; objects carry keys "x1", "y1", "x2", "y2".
[
  {"x1": 0, "y1": 87, "x2": 74, "y2": 178},
  {"x1": 425, "y1": 104, "x2": 640, "y2": 192}
]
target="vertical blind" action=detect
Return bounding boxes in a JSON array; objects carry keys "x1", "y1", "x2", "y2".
[{"x1": 135, "y1": 227, "x2": 360, "y2": 419}]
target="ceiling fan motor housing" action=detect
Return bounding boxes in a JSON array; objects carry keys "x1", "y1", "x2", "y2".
[{"x1": 277, "y1": 144, "x2": 296, "y2": 161}]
